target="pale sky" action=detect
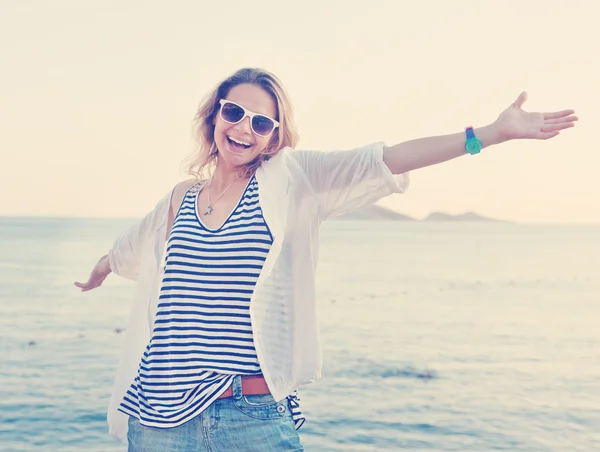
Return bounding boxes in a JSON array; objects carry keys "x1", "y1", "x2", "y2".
[{"x1": 1, "y1": 0, "x2": 598, "y2": 224}]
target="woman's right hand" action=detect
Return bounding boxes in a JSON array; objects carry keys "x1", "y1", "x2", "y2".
[{"x1": 74, "y1": 254, "x2": 112, "y2": 292}]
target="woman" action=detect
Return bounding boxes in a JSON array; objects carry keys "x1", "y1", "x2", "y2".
[{"x1": 75, "y1": 68, "x2": 577, "y2": 451}]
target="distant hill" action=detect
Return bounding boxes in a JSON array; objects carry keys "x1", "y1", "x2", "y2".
[
  {"x1": 335, "y1": 206, "x2": 505, "y2": 222},
  {"x1": 334, "y1": 205, "x2": 416, "y2": 221},
  {"x1": 423, "y1": 211, "x2": 505, "y2": 222}
]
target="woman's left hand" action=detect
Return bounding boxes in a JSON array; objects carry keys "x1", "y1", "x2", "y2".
[{"x1": 494, "y1": 92, "x2": 578, "y2": 142}]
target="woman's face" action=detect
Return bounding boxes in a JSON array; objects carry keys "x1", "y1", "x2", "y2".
[{"x1": 213, "y1": 83, "x2": 278, "y2": 171}]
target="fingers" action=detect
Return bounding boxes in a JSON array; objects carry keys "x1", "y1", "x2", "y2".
[
  {"x1": 544, "y1": 109, "x2": 576, "y2": 120},
  {"x1": 74, "y1": 281, "x2": 98, "y2": 292},
  {"x1": 545, "y1": 115, "x2": 578, "y2": 124},
  {"x1": 74, "y1": 281, "x2": 90, "y2": 291},
  {"x1": 541, "y1": 122, "x2": 575, "y2": 133},
  {"x1": 539, "y1": 131, "x2": 561, "y2": 140},
  {"x1": 513, "y1": 91, "x2": 528, "y2": 109}
]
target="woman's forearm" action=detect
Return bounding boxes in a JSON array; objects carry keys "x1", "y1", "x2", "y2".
[{"x1": 383, "y1": 123, "x2": 504, "y2": 174}]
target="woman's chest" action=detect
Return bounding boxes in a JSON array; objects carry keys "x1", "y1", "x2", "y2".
[{"x1": 196, "y1": 178, "x2": 260, "y2": 230}]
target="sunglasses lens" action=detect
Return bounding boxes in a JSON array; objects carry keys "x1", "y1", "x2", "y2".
[
  {"x1": 252, "y1": 115, "x2": 275, "y2": 136},
  {"x1": 221, "y1": 102, "x2": 245, "y2": 123}
]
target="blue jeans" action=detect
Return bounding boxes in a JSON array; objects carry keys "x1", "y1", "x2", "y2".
[{"x1": 127, "y1": 375, "x2": 303, "y2": 451}]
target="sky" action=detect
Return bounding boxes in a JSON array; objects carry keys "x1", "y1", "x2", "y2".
[{"x1": 0, "y1": 0, "x2": 598, "y2": 224}]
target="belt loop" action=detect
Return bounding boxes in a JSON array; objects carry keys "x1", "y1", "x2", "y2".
[{"x1": 231, "y1": 375, "x2": 243, "y2": 400}]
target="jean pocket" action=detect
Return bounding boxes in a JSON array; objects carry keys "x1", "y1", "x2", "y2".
[{"x1": 234, "y1": 394, "x2": 290, "y2": 421}]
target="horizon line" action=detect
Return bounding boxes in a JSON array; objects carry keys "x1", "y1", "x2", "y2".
[{"x1": 0, "y1": 214, "x2": 598, "y2": 227}]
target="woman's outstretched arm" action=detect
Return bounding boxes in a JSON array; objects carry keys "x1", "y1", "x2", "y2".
[
  {"x1": 383, "y1": 92, "x2": 578, "y2": 175},
  {"x1": 73, "y1": 181, "x2": 197, "y2": 292}
]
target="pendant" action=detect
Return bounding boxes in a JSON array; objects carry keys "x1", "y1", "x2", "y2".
[{"x1": 203, "y1": 205, "x2": 213, "y2": 216}]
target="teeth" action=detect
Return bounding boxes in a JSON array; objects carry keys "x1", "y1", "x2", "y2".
[{"x1": 229, "y1": 136, "x2": 251, "y2": 146}]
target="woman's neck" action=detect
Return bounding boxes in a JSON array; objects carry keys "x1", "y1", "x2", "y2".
[{"x1": 210, "y1": 163, "x2": 246, "y2": 192}]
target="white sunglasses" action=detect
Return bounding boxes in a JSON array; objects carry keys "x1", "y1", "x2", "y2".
[{"x1": 218, "y1": 99, "x2": 279, "y2": 137}]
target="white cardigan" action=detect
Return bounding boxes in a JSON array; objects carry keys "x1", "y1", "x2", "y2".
[{"x1": 106, "y1": 142, "x2": 409, "y2": 441}]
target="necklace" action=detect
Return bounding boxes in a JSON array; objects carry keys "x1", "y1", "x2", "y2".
[{"x1": 203, "y1": 176, "x2": 240, "y2": 216}]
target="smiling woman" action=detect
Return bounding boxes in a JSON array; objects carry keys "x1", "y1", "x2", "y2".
[{"x1": 74, "y1": 67, "x2": 577, "y2": 451}]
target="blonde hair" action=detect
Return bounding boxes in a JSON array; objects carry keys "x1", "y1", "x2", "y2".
[{"x1": 187, "y1": 68, "x2": 299, "y2": 180}]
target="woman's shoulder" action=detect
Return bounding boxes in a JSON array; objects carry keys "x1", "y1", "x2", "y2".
[
  {"x1": 173, "y1": 178, "x2": 201, "y2": 193},
  {"x1": 169, "y1": 178, "x2": 202, "y2": 211}
]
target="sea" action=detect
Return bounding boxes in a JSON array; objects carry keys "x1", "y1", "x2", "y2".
[{"x1": 1, "y1": 217, "x2": 599, "y2": 452}]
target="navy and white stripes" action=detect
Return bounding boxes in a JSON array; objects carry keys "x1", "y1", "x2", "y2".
[{"x1": 119, "y1": 177, "x2": 304, "y2": 429}]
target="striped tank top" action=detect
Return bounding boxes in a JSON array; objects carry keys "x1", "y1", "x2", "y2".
[{"x1": 118, "y1": 176, "x2": 305, "y2": 429}]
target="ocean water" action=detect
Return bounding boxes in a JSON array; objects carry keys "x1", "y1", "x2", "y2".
[{"x1": 1, "y1": 217, "x2": 599, "y2": 452}]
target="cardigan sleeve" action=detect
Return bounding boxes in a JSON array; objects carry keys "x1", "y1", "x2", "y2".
[
  {"x1": 108, "y1": 190, "x2": 172, "y2": 281},
  {"x1": 291, "y1": 142, "x2": 409, "y2": 221}
]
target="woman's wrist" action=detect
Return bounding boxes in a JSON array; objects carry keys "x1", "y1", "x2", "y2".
[
  {"x1": 476, "y1": 123, "x2": 507, "y2": 149},
  {"x1": 99, "y1": 254, "x2": 112, "y2": 276}
]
